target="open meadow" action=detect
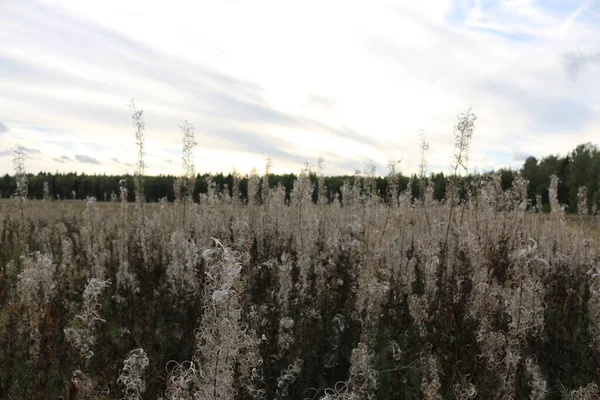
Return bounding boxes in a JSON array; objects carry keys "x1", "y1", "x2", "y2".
[
  {"x1": 3, "y1": 0, "x2": 600, "y2": 398},
  {"x1": 1, "y1": 170, "x2": 600, "y2": 400}
]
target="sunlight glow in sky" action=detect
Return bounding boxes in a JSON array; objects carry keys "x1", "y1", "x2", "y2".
[{"x1": 1, "y1": 0, "x2": 599, "y2": 176}]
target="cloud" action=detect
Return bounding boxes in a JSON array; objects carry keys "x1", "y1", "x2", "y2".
[
  {"x1": 563, "y1": 48, "x2": 600, "y2": 80},
  {"x1": 75, "y1": 154, "x2": 100, "y2": 165},
  {"x1": 45, "y1": 140, "x2": 77, "y2": 150},
  {"x1": 0, "y1": 2, "x2": 281, "y2": 131},
  {"x1": 206, "y1": 127, "x2": 318, "y2": 165},
  {"x1": 0, "y1": 0, "x2": 598, "y2": 176},
  {"x1": 0, "y1": 121, "x2": 8, "y2": 133},
  {"x1": 0, "y1": 1, "x2": 340, "y2": 168},
  {"x1": 449, "y1": 0, "x2": 562, "y2": 39},
  {"x1": 0, "y1": 148, "x2": 37, "y2": 158},
  {"x1": 512, "y1": 151, "x2": 530, "y2": 162},
  {"x1": 307, "y1": 94, "x2": 335, "y2": 111},
  {"x1": 22, "y1": 146, "x2": 41, "y2": 154},
  {"x1": 481, "y1": 80, "x2": 594, "y2": 133},
  {"x1": 111, "y1": 158, "x2": 120, "y2": 163},
  {"x1": 560, "y1": 0, "x2": 594, "y2": 36},
  {"x1": 53, "y1": 155, "x2": 73, "y2": 163}
]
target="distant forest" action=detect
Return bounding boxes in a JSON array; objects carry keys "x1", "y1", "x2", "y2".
[{"x1": 1, "y1": 142, "x2": 599, "y2": 214}]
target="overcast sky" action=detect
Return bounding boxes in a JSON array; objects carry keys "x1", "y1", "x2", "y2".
[{"x1": 1, "y1": 0, "x2": 599, "y2": 176}]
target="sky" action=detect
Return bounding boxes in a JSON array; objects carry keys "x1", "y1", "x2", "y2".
[{"x1": 0, "y1": 0, "x2": 599, "y2": 177}]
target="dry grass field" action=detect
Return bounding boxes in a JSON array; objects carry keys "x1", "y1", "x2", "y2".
[{"x1": 0, "y1": 171, "x2": 599, "y2": 400}]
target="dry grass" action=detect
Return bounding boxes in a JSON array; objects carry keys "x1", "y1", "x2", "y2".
[{"x1": 0, "y1": 173, "x2": 598, "y2": 399}]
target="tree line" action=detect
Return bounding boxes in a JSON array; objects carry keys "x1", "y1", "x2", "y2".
[{"x1": 1, "y1": 142, "x2": 599, "y2": 213}]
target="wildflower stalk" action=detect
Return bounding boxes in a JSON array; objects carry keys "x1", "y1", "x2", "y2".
[
  {"x1": 180, "y1": 120, "x2": 197, "y2": 230},
  {"x1": 129, "y1": 99, "x2": 148, "y2": 263},
  {"x1": 12, "y1": 144, "x2": 28, "y2": 230}
]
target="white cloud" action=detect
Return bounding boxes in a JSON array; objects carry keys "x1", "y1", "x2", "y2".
[{"x1": 0, "y1": 0, "x2": 598, "y2": 176}]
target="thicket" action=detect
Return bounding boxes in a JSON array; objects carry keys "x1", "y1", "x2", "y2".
[{"x1": 0, "y1": 108, "x2": 599, "y2": 399}]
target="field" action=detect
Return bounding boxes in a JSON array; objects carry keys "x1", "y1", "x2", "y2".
[{"x1": 0, "y1": 172, "x2": 599, "y2": 400}]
